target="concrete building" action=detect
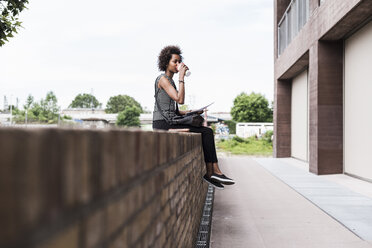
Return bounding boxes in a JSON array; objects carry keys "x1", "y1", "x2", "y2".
[{"x1": 274, "y1": 0, "x2": 372, "y2": 181}]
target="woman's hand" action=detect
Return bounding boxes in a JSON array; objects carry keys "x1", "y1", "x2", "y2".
[
  {"x1": 178, "y1": 63, "x2": 189, "y2": 80},
  {"x1": 178, "y1": 109, "x2": 191, "y2": 116},
  {"x1": 188, "y1": 109, "x2": 205, "y2": 115},
  {"x1": 179, "y1": 109, "x2": 205, "y2": 116},
  {"x1": 193, "y1": 109, "x2": 205, "y2": 115}
]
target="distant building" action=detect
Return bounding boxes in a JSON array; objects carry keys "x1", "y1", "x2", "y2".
[
  {"x1": 8, "y1": 109, "x2": 232, "y2": 129},
  {"x1": 60, "y1": 109, "x2": 156, "y2": 128},
  {"x1": 205, "y1": 112, "x2": 232, "y2": 126},
  {"x1": 0, "y1": 113, "x2": 11, "y2": 125},
  {"x1": 61, "y1": 108, "x2": 117, "y2": 127},
  {"x1": 62, "y1": 108, "x2": 106, "y2": 115},
  {"x1": 236, "y1": 123, "x2": 273, "y2": 139},
  {"x1": 274, "y1": 0, "x2": 372, "y2": 181}
]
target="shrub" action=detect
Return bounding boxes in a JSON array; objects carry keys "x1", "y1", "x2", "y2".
[
  {"x1": 217, "y1": 135, "x2": 273, "y2": 156},
  {"x1": 210, "y1": 123, "x2": 216, "y2": 134},
  {"x1": 232, "y1": 136, "x2": 245, "y2": 143},
  {"x1": 262, "y1": 130, "x2": 273, "y2": 144},
  {"x1": 224, "y1": 120, "x2": 237, "y2": 134},
  {"x1": 116, "y1": 106, "x2": 141, "y2": 127}
]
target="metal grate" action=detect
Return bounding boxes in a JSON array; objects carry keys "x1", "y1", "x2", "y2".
[{"x1": 195, "y1": 185, "x2": 215, "y2": 248}]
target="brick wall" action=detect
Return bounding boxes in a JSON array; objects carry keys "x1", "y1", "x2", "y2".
[{"x1": 0, "y1": 128, "x2": 208, "y2": 248}]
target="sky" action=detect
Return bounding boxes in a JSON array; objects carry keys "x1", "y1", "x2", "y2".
[{"x1": 0, "y1": 0, "x2": 274, "y2": 113}]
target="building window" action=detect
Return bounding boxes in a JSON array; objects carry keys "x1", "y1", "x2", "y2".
[{"x1": 278, "y1": 0, "x2": 309, "y2": 55}]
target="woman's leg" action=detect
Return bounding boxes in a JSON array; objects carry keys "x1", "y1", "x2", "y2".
[
  {"x1": 212, "y1": 162, "x2": 223, "y2": 175},
  {"x1": 181, "y1": 126, "x2": 225, "y2": 176},
  {"x1": 188, "y1": 126, "x2": 218, "y2": 163},
  {"x1": 206, "y1": 162, "x2": 213, "y2": 177},
  {"x1": 169, "y1": 125, "x2": 219, "y2": 170},
  {"x1": 168, "y1": 125, "x2": 216, "y2": 161},
  {"x1": 206, "y1": 162, "x2": 223, "y2": 176},
  {"x1": 152, "y1": 120, "x2": 171, "y2": 130}
]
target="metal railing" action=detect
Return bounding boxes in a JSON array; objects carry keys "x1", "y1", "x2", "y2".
[{"x1": 278, "y1": 0, "x2": 309, "y2": 55}]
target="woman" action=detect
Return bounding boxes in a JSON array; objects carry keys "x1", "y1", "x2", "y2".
[{"x1": 152, "y1": 45, "x2": 234, "y2": 189}]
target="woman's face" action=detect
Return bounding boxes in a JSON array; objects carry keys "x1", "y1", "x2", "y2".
[{"x1": 167, "y1": 54, "x2": 181, "y2": 73}]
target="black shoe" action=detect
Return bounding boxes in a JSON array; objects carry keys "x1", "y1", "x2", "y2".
[
  {"x1": 210, "y1": 173, "x2": 235, "y2": 185},
  {"x1": 203, "y1": 174, "x2": 224, "y2": 189}
]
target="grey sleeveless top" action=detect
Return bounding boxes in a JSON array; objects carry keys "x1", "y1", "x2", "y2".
[{"x1": 153, "y1": 74, "x2": 178, "y2": 121}]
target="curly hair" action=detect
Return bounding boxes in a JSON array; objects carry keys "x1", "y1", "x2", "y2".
[{"x1": 157, "y1": 45, "x2": 183, "y2": 71}]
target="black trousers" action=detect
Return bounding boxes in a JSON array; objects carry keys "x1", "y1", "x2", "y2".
[{"x1": 152, "y1": 120, "x2": 218, "y2": 163}]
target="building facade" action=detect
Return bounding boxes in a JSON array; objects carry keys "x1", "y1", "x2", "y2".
[{"x1": 274, "y1": 0, "x2": 372, "y2": 181}]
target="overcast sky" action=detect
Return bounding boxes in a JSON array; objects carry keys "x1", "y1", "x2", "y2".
[{"x1": 0, "y1": 0, "x2": 274, "y2": 112}]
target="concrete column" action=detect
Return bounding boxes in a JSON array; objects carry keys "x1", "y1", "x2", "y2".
[
  {"x1": 274, "y1": 79, "x2": 291, "y2": 158},
  {"x1": 309, "y1": 41, "x2": 343, "y2": 175}
]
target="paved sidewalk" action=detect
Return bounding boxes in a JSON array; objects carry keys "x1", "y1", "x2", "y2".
[{"x1": 210, "y1": 156, "x2": 372, "y2": 248}]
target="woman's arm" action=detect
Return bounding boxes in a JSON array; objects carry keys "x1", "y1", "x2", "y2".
[
  {"x1": 158, "y1": 77, "x2": 185, "y2": 104},
  {"x1": 178, "y1": 109, "x2": 205, "y2": 116},
  {"x1": 158, "y1": 63, "x2": 188, "y2": 104},
  {"x1": 178, "y1": 109, "x2": 191, "y2": 115}
]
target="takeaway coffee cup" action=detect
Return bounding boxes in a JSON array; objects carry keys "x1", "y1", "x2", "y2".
[{"x1": 177, "y1": 63, "x2": 191, "y2": 77}]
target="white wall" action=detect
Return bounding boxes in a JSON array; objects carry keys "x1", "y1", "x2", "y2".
[
  {"x1": 345, "y1": 20, "x2": 372, "y2": 180},
  {"x1": 291, "y1": 69, "x2": 308, "y2": 161},
  {"x1": 236, "y1": 123, "x2": 273, "y2": 138}
]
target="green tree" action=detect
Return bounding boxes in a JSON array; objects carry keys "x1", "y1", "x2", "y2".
[
  {"x1": 29, "y1": 102, "x2": 42, "y2": 121},
  {"x1": 116, "y1": 106, "x2": 141, "y2": 127},
  {"x1": 106, "y1": 95, "x2": 143, "y2": 113},
  {"x1": 8, "y1": 104, "x2": 21, "y2": 116},
  {"x1": 69, "y1": 93, "x2": 101, "y2": 108},
  {"x1": 17, "y1": 91, "x2": 60, "y2": 123},
  {"x1": 24, "y1": 94, "x2": 34, "y2": 109},
  {"x1": 231, "y1": 92, "x2": 273, "y2": 122},
  {"x1": 40, "y1": 91, "x2": 60, "y2": 122},
  {"x1": 0, "y1": 0, "x2": 29, "y2": 46}
]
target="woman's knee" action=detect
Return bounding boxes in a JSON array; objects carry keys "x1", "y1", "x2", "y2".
[{"x1": 202, "y1": 127, "x2": 214, "y2": 137}]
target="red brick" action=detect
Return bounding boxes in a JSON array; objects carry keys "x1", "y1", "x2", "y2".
[
  {"x1": 143, "y1": 131, "x2": 155, "y2": 172},
  {"x1": 59, "y1": 130, "x2": 77, "y2": 207},
  {"x1": 101, "y1": 130, "x2": 117, "y2": 192},
  {"x1": 83, "y1": 209, "x2": 105, "y2": 248},
  {"x1": 39, "y1": 129, "x2": 64, "y2": 224},
  {"x1": 38, "y1": 224, "x2": 79, "y2": 248},
  {"x1": 105, "y1": 200, "x2": 122, "y2": 238},
  {"x1": 0, "y1": 129, "x2": 21, "y2": 245},
  {"x1": 109, "y1": 228, "x2": 128, "y2": 248},
  {"x1": 86, "y1": 130, "x2": 104, "y2": 198},
  {"x1": 75, "y1": 130, "x2": 91, "y2": 204},
  {"x1": 121, "y1": 130, "x2": 138, "y2": 180}
]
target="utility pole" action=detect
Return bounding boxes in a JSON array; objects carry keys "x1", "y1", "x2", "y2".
[
  {"x1": 10, "y1": 95, "x2": 13, "y2": 125},
  {"x1": 90, "y1": 88, "x2": 94, "y2": 113},
  {"x1": 90, "y1": 88, "x2": 93, "y2": 109},
  {"x1": 188, "y1": 94, "x2": 196, "y2": 110},
  {"x1": 4, "y1": 96, "x2": 8, "y2": 112}
]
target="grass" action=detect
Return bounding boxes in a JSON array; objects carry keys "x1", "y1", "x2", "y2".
[{"x1": 216, "y1": 135, "x2": 273, "y2": 156}]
